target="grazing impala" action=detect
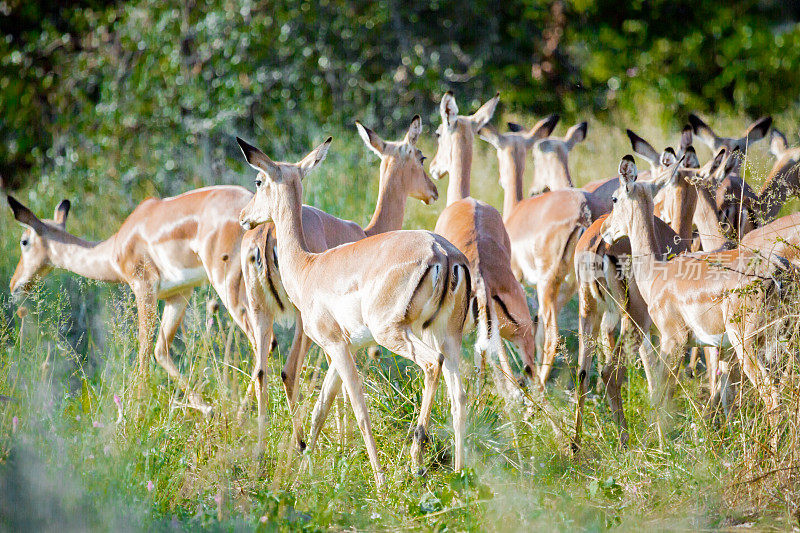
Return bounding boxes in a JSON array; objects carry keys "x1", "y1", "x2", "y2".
[
  {"x1": 237, "y1": 135, "x2": 471, "y2": 487},
  {"x1": 430, "y1": 92, "x2": 541, "y2": 399},
  {"x1": 505, "y1": 118, "x2": 587, "y2": 195},
  {"x1": 239, "y1": 117, "x2": 439, "y2": 450},
  {"x1": 7, "y1": 187, "x2": 261, "y2": 416},
  {"x1": 601, "y1": 155, "x2": 788, "y2": 437}
]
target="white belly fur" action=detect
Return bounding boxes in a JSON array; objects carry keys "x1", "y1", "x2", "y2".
[{"x1": 157, "y1": 266, "x2": 208, "y2": 297}]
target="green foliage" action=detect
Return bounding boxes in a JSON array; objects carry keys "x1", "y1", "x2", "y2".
[{"x1": 3, "y1": 0, "x2": 800, "y2": 194}]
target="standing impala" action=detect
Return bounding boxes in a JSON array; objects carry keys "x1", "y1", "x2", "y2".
[
  {"x1": 601, "y1": 155, "x2": 788, "y2": 436},
  {"x1": 238, "y1": 117, "x2": 439, "y2": 450},
  {"x1": 237, "y1": 135, "x2": 471, "y2": 487},
  {"x1": 571, "y1": 147, "x2": 694, "y2": 450},
  {"x1": 7, "y1": 186, "x2": 262, "y2": 416},
  {"x1": 429, "y1": 92, "x2": 541, "y2": 399}
]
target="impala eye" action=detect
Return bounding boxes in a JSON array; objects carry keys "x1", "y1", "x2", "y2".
[
  {"x1": 612, "y1": 197, "x2": 617, "y2": 203},
  {"x1": 20, "y1": 238, "x2": 29, "y2": 247},
  {"x1": 254, "y1": 179, "x2": 262, "y2": 188}
]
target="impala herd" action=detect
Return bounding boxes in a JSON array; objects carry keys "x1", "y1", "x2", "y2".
[{"x1": 7, "y1": 92, "x2": 800, "y2": 488}]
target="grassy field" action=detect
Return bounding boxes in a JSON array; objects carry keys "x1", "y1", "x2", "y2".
[{"x1": 2, "y1": 104, "x2": 800, "y2": 531}]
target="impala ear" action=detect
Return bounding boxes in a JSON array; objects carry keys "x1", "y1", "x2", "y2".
[
  {"x1": 626, "y1": 129, "x2": 660, "y2": 166},
  {"x1": 355, "y1": 121, "x2": 386, "y2": 158},
  {"x1": 468, "y1": 92, "x2": 500, "y2": 132},
  {"x1": 53, "y1": 199, "x2": 70, "y2": 227},
  {"x1": 525, "y1": 114, "x2": 560, "y2": 145},
  {"x1": 297, "y1": 137, "x2": 332, "y2": 178},
  {"x1": 404, "y1": 115, "x2": 422, "y2": 146},
  {"x1": 706, "y1": 146, "x2": 728, "y2": 179},
  {"x1": 477, "y1": 123, "x2": 503, "y2": 149},
  {"x1": 236, "y1": 137, "x2": 281, "y2": 179},
  {"x1": 680, "y1": 124, "x2": 693, "y2": 153},
  {"x1": 724, "y1": 147, "x2": 742, "y2": 175},
  {"x1": 564, "y1": 121, "x2": 588, "y2": 149},
  {"x1": 770, "y1": 128, "x2": 789, "y2": 158},
  {"x1": 688, "y1": 113, "x2": 717, "y2": 148},
  {"x1": 8, "y1": 195, "x2": 49, "y2": 235},
  {"x1": 506, "y1": 122, "x2": 524, "y2": 133},
  {"x1": 744, "y1": 116, "x2": 772, "y2": 145},
  {"x1": 618, "y1": 155, "x2": 637, "y2": 190},
  {"x1": 440, "y1": 91, "x2": 459, "y2": 129}
]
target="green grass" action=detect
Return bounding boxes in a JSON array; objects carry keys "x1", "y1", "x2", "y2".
[{"x1": 2, "y1": 105, "x2": 800, "y2": 531}]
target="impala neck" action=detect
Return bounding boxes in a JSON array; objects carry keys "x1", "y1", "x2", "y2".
[
  {"x1": 669, "y1": 182, "x2": 698, "y2": 243},
  {"x1": 500, "y1": 149, "x2": 525, "y2": 222},
  {"x1": 693, "y1": 185, "x2": 729, "y2": 251},
  {"x1": 624, "y1": 194, "x2": 662, "y2": 291},
  {"x1": 47, "y1": 232, "x2": 121, "y2": 282},
  {"x1": 446, "y1": 130, "x2": 473, "y2": 205},
  {"x1": 271, "y1": 181, "x2": 313, "y2": 286},
  {"x1": 364, "y1": 159, "x2": 409, "y2": 236}
]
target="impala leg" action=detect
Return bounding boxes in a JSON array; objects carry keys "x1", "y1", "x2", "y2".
[
  {"x1": 410, "y1": 360, "x2": 443, "y2": 472},
  {"x1": 376, "y1": 329, "x2": 448, "y2": 469},
  {"x1": 328, "y1": 344, "x2": 385, "y2": 488},
  {"x1": 154, "y1": 292, "x2": 213, "y2": 416},
  {"x1": 281, "y1": 315, "x2": 313, "y2": 450},
  {"x1": 307, "y1": 364, "x2": 343, "y2": 454},
  {"x1": 250, "y1": 318, "x2": 272, "y2": 455},
  {"x1": 687, "y1": 347, "x2": 701, "y2": 378},
  {"x1": 132, "y1": 284, "x2": 158, "y2": 406},
  {"x1": 600, "y1": 342, "x2": 628, "y2": 448},
  {"x1": 537, "y1": 275, "x2": 562, "y2": 385},
  {"x1": 573, "y1": 284, "x2": 600, "y2": 453},
  {"x1": 441, "y1": 345, "x2": 467, "y2": 471}
]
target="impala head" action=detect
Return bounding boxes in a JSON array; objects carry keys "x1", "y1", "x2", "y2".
[
  {"x1": 478, "y1": 114, "x2": 559, "y2": 192},
  {"x1": 688, "y1": 112, "x2": 772, "y2": 154},
  {"x1": 769, "y1": 128, "x2": 790, "y2": 159},
  {"x1": 525, "y1": 120, "x2": 587, "y2": 195},
  {"x1": 601, "y1": 155, "x2": 648, "y2": 244},
  {"x1": 7, "y1": 196, "x2": 71, "y2": 300},
  {"x1": 683, "y1": 146, "x2": 730, "y2": 189},
  {"x1": 237, "y1": 136, "x2": 332, "y2": 230},
  {"x1": 429, "y1": 91, "x2": 499, "y2": 179},
  {"x1": 355, "y1": 115, "x2": 437, "y2": 205}
]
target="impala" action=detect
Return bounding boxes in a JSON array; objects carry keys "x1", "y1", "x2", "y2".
[
  {"x1": 505, "y1": 118, "x2": 587, "y2": 195},
  {"x1": 7, "y1": 187, "x2": 261, "y2": 416},
  {"x1": 237, "y1": 135, "x2": 471, "y2": 487},
  {"x1": 601, "y1": 155, "x2": 788, "y2": 436},
  {"x1": 239, "y1": 117, "x2": 439, "y2": 450},
  {"x1": 430, "y1": 92, "x2": 541, "y2": 400}
]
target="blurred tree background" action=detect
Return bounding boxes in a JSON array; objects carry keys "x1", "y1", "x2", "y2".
[{"x1": 2, "y1": 0, "x2": 800, "y2": 198}]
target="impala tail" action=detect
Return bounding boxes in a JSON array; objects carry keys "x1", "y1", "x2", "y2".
[{"x1": 472, "y1": 273, "x2": 503, "y2": 368}]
